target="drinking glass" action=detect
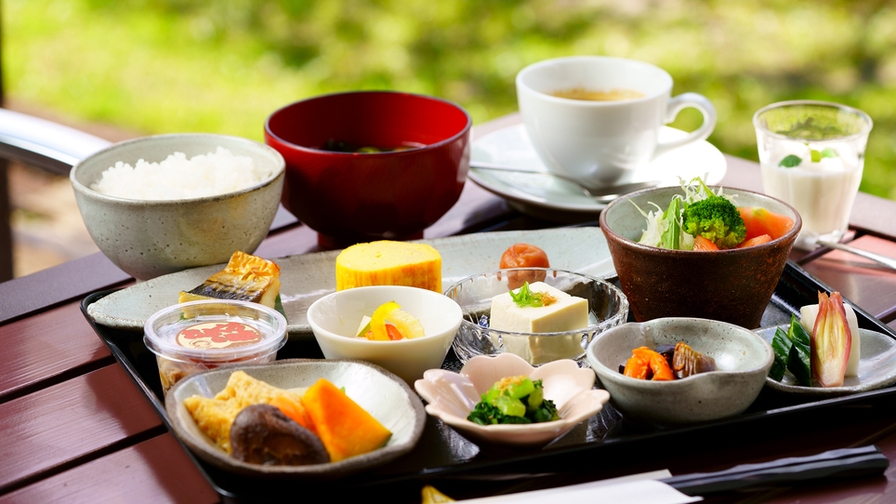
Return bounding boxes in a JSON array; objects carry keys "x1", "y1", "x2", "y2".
[{"x1": 753, "y1": 100, "x2": 872, "y2": 249}]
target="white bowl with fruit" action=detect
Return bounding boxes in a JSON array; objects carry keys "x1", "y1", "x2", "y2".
[{"x1": 307, "y1": 285, "x2": 463, "y2": 383}]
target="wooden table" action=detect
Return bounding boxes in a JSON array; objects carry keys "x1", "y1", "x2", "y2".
[{"x1": 2, "y1": 116, "x2": 896, "y2": 503}]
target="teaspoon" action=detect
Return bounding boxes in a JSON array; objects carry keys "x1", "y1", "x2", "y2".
[
  {"x1": 816, "y1": 238, "x2": 896, "y2": 272},
  {"x1": 469, "y1": 161, "x2": 660, "y2": 202}
]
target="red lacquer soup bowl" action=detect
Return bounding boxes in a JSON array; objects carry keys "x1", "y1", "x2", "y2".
[{"x1": 265, "y1": 91, "x2": 471, "y2": 248}]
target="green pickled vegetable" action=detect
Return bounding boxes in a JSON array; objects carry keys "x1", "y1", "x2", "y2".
[
  {"x1": 769, "y1": 326, "x2": 793, "y2": 381},
  {"x1": 787, "y1": 314, "x2": 813, "y2": 386}
]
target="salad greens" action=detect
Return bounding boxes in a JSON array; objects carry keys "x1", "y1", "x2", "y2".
[{"x1": 634, "y1": 177, "x2": 744, "y2": 250}]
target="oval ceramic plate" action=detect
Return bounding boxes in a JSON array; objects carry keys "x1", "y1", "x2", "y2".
[
  {"x1": 166, "y1": 358, "x2": 425, "y2": 479},
  {"x1": 414, "y1": 353, "x2": 609, "y2": 448},
  {"x1": 756, "y1": 326, "x2": 896, "y2": 395},
  {"x1": 470, "y1": 123, "x2": 727, "y2": 220},
  {"x1": 86, "y1": 227, "x2": 615, "y2": 340}
]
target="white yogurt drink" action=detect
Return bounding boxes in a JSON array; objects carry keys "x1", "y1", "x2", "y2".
[{"x1": 754, "y1": 101, "x2": 872, "y2": 249}]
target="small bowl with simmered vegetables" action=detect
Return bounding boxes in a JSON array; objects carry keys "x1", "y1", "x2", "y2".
[
  {"x1": 306, "y1": 285, "x2": 463, "y2": 383},
  {"x1": 414, "y1": 352, "x2": 610, "y2": 448},
  {"x1": 586, "y1": 318, "x2": 774, "y2": 425},
  {"x1": 166, "y1": 358, "x2": 425, "y2": 479}
]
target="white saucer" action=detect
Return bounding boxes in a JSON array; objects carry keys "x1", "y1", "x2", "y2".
[{"x1": 470, "y1": 124, "x2": 727, "y2": 220}]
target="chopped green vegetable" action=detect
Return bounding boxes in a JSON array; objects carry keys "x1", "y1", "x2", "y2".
[
  {"x1": 509, "y1": 282, "x2": 551, "y2": 308},
  {"x1": 779, "y1": 154, "x2": 803, "y2": 168},
  {"x1": 467, "y1": 376, "x2": 559, "y2": 425}
]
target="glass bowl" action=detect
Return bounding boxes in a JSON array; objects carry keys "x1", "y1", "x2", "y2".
[{"x1": 444, "y1": 268, "x2": 629, "y2": 365}]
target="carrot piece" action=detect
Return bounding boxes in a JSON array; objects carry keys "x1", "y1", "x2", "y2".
[
  {"x1": 623, "y1": 355, "x2": 650, "y2": 379},
  {"x1": 737, "y1": 234, "x2": 772, "y2": 248},
  {"x1": 693, "y1": 235, "x2": 720, "y2": 251},
  {"x1": 738, "y1": 207, "x2": 794, "y2": 240},
  {"x1": 632, "y1": 347, "x2": 674, "y2": 381},
  {"x1": 269, "y1": 395, "x2": 317, "y2": 435}
]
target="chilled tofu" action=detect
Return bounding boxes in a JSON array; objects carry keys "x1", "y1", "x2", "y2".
[
  {"x1": 489, "y1": 282, "x2": 589, "y2": 333},
  {"x1": 800, "y1": 303, "x2": 860, "y2": 377}
]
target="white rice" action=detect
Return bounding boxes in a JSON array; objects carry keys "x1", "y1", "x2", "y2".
[{"x1": 91, "y1": 147, "x2": 272, "y2": 200}]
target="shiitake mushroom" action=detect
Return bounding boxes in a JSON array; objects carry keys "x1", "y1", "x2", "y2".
[{"x1": 230, "y1": 404, "x2": 329, "y2": 466}]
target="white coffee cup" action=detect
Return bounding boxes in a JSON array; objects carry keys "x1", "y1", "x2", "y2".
[{"x1": 516, "y1": 56, "x2": 716, "y2": 188}]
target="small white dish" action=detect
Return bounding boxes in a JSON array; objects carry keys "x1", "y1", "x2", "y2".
[
  {"x1": 470, "y1": 123, "x2": 727, "y2": 220},
  {"x1": 307, "y1": 285, "x2": 463, "y2": 383},
  {"x1": 166, "y1": 358, "x2": 425, "y2": 479},
  {"x1": 86, "y1": 227, "x2": 616, "y2": 340},
  {"x1": 756, "y1": 326, "x2": 896, "y2": 395},
  {"x1": 414, "y1": 353, "x2": 609, "y2": 448}
]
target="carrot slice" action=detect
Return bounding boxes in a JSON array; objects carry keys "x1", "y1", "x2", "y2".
[
  {"x1": 623, "y1": 355, "x2": 650, "y2": 379},
  {"x1": 269, "y1": 395, "x2": 317, "y2": 434},
  {"x1": 693, "y1": 235, "x2": 719, "y2": 251},
  {"x1": 738, "y1": 207, "x2": 794, "y2": 240},
  {"x1": 737, "y1": 234, "x2": 772, "y2": 248}
]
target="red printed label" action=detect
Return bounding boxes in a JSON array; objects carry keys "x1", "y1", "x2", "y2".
[{"x1": 176, "y1": 321, "x2": 263, "y2": 350}]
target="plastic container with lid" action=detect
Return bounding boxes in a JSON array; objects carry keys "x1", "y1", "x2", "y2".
[{"x1": 144, "y1": 300, "x2": 287, "y2": 394}]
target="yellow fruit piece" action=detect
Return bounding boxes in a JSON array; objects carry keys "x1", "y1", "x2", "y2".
[
  {"x1": 335, "y1": 240, "x2": 442, "y2": 292},
  {"x1": 179, "y1": 251, "x2": 281, "y2": 308},
  {"x1": 386, "y1": 308, "x2": 425, "y2": 339},
  {"x1": 370, "y1": 301, "x2": 402, "y2": 341},
  {"x1": 300, "y1": 378, "x2": 392, "y2": 462}
]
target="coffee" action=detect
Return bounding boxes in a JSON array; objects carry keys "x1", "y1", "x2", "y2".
[{"x1": 551, "y1": 88, "x2": 644, "y2": 101}]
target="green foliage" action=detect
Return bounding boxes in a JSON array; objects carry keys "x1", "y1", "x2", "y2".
[{"x1": 5, "y1": 0, "x2": 896, "y2": 199}]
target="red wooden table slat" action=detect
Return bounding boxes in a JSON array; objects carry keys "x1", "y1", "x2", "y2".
[
  {"x1": 0, "y1": 302, "x2": 111, "y2": 400},
  {"x1": 801, "y1": 235, "x2": 896, "y2": 323},
  {"x1": 0, "y1": 364, "x2": 163, "y2": 493},
  {"x1": 0, "y1": 434, "x2": 218, "y2": 504}
]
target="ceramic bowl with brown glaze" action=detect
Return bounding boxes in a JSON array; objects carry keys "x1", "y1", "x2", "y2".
[{"x1": 599, "y1": 186, "x2": 800, "y2": 329}]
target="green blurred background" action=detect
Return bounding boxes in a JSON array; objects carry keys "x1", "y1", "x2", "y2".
[{"x1": 5, "y1": 0, "x2": 896, "y2": 199}]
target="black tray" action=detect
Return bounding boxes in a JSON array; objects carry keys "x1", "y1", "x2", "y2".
[{"x1": 80, "y1": 261, "x2": 896, "y2": 503}]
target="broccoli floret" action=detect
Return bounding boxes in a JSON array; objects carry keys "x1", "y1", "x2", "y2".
[{"x1": 683, "y1": 195, "x2": 746, "y2": 249}]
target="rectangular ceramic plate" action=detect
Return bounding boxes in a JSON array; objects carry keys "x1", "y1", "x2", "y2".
[
  {"x1": 86, "y1": 227, "x2": 615, "y2": 340},
  {"x1": 81, "y1": 259, "x2": 896, "y2": 502}
]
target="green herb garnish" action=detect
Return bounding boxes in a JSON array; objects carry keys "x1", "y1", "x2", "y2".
[
  {"x1": 509, "y1": 282, "x2": 553, "y2": 308},
  {"x1": 779, "y1": 147, "x2": 837, "y2": 168},
  {"x1": 779, "y1": 154, "x2": 803, "y2": 168}
]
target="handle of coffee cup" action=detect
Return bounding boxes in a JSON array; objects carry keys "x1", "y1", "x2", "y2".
[{"x1": 653, "y1": 93, "x2": 717, "y2": 159}]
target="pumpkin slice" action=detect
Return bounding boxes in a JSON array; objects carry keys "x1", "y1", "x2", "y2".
[{"x1": 300, "y1": 378, "x2": 392, "y2": 462}]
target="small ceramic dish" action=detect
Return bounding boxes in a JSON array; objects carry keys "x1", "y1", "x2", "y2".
[
  {"x1": 599, "y1": 185, "x2": 800, "y2": 329},
  {"x1": 71, "y1": 133, "x2": 285, "y2": 280},
  {"x1": 587, "y1": 318, "x2": 774, "y2": 425},
  {"x1": 166, "y1": 358, "x2": 425, "y2": 479},
  {"x1": 414, "y1": 353, "x2": 609, "y2": 448},
  {"x1": 756, "y1": 326, "x2": 896, "y2": 396},
  {"x1": 306, "y1": 285, "x2": 463, "y2": 383},
  {"x1": 445, "y1": 268, "x2": 629, "y2": 366}
]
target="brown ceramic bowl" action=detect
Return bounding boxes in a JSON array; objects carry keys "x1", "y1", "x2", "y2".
[
  {"x1": 264, "y1": 91, "x2": 471, "y2": 248},
  {"x1": 599, "y1": 186, "x2": 801, "y2": 328}
]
